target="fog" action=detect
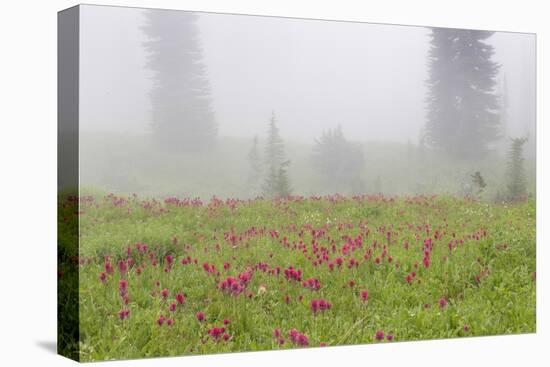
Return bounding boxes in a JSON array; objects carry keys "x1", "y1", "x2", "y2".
[
  {"x1": 80, "y1": 6, "x2": 534, "y2": 143},
  {"x1": 77, "y1": 5, "x2": 536, "y2": 199}
]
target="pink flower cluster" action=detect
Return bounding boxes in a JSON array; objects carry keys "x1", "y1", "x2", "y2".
[
  {"x1": 302, "y1": 277, "x2": 321, "y2": 290},
  {"x1": 238, "y1": 269, "x2": 253, "y2": 285},
  {"x1": 157, "y1": 314, "x2": 174, "y2": 326},
  {"x1": 208, "y1": 326, "x2": 230, "y2": 341},
  {"x1": 375, "y1": 329, "x2": 394, "y2": 341},
  {"x1": 118, "y1": 308, "x2": 130, "y2": 320},
  {"x1": 288, "y1": 328, "x2": 309, "y2": 346},
  {"x1": 311, "y1": 298, "x2": 332, "y2": 314},
  {"x1": 284, "y1": 266, "x2": 302, "y2": 282},
  {"x1": 405, "y1": 271, "x2": 417, "y2": 284},
  {"x1": 202, "y1": 261, "x2": 217, "y2": 275},
  {"x1": 218, "y1": 276, "x2": 245, "y2": 295}
]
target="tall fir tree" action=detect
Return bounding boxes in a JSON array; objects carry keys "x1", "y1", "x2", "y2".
[
  {"x1": 262, "y1": 111, "x2": 289, "y2": 197},
  {"x1": 246, "y1": 135, "x2": 262, "y2": 195},
  {"x1": 141, "y1": 10, "x2": 217, "y2": 152},
  {"x1": 425, "y1": 28, "x2": 501, "y2": 159}
]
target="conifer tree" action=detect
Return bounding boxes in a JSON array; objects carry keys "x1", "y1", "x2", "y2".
[
  {"x1": 262, "y1": 112, "x2": 290, "y2": 197},
  {"x1": 425, "y1": 28, "x2": 501, "y2": 158},
  {"x1": 142, "y1": 10, "x2": 217, "y2": 152}
]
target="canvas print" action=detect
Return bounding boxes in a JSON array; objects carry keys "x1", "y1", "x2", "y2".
[{"x1": 58, "y1": 4, "x2": 536, "y2": 362}]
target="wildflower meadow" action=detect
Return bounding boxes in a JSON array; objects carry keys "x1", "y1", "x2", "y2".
[{"x1": 62, "y1": 193, "x2": 535, "y2": 361}]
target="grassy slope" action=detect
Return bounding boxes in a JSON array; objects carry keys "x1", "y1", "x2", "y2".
[{"x1": 74, "y1": 194, "x2": 536, "y2": 361}]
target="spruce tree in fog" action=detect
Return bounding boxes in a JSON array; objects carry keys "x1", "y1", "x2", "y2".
[
  {"x1": 311, "y1": 126, "x2": 365, "y2": 194},
  {"x1": 262, "y1": 112, "x2": 290, "y2": 197},
  {"x1": 247, "y1": 135, "x2": 262, "y2": 194},
  {"x1": 470, "y1": 171, "x2": 487, "y2": 197},
  {"x1": 425, "y1": 28, "x2": 500, "y2": 158},
  {"x1": 506, "y1": 137, "x2": 528, "y2": 201},
  {"x1": 142, "y1": 10, "x2": 217, "y2": 152},
  {"x1": 275, "y1": 160, "x2": 292, "y2": 197}
]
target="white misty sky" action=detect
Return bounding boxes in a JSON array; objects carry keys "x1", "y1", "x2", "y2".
[{"x1": 79, "y1": 5, "x2": 535, "y2": 144}]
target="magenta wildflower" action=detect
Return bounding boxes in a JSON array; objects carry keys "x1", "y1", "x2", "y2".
[
  {"x1": 118, "y1": 279, "x2": 128, "y2": 297},
  {"x1": 118, "y1": 259, "x2": 127, "y2": 274},
  {"x1": 311, "y1": 298, "x2": 331, "y2": 314},
  {"x1": 311, "y1": 299, "x2": 319, "y2": 313},
  {"x1": 165, "y1": 254, "x2": 174, "y2": 265},
  {"x1": 196, "y1": 311, "x2": 205, "y2": 322},
  {"x1": 157, "y1": 314, "x2": 166, "y2": 326},
  {"x1": 208, "y1": 326, "x2": 226, "y2": 340},
  {"x1": 288, "y1": 328, "x2": 309, "y2": 346},
  {"x1": 118, "y1": 308, "x2": 130, "y2": 320},
  {"x1": 175, "y1": 292, "x2": 186, "y2": 305}
]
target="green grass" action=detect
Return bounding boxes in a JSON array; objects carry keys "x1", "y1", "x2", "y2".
[{"x1": 70, "y1": 193, "x2": 536, "y2": 361}]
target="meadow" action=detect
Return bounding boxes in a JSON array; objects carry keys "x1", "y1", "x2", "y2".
[{"x1": 62, "y1": 192, "x2": 536, "y2": 361}]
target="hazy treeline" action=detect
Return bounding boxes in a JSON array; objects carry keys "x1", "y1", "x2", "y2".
[{"x1": 79, "y1": 8, "x2": 536, "y2": 201}]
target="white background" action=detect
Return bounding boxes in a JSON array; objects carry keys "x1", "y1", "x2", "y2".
[{"x1": 0, "y1": 0, "x2": 546, "y2": 365}]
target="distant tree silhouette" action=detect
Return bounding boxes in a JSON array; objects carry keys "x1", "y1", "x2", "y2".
[
  {"x1": 141, "y1": 10, "x2": 217, "y2": 152},
  {"x1": 262, "y1": 112, "x2": 290, "y2": 197},
  {"x1": 470, "y1": 171, "x2": 487, "y2": 197},
  {"x1": 247, "y1": 135, "x2": 262, "y2": 195},
  {"x1": 506, "y1": 137, "x2": 528, "y2": 201},
  {"x1": 275, "y1": 160, "x2": 292, "y2": 197},
  {"x1": 425, "y1": 28, "x2": 501, "y2": 159},
  {"x1": 311, "y1": 125, "x2": 365, "y2": 194}
]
